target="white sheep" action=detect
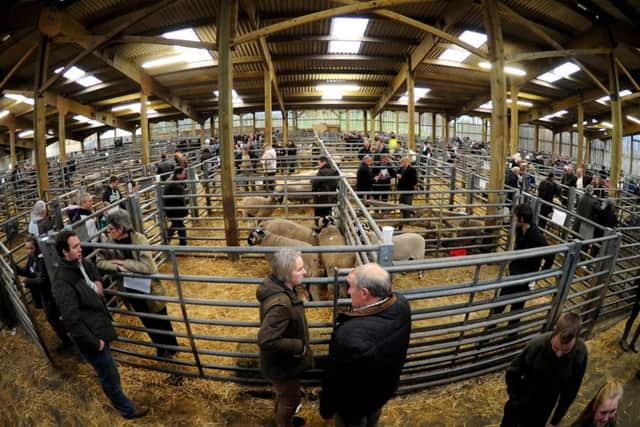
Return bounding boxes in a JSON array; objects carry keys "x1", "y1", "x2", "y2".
[
  {"x1": 260, "y1": 218, "x2": 318, "y2": 245},
  {"x1": 274, "y1": 180, "x2": 313, "y2": 202},
  {"x1": 366, "y1": 230, "x2": 426, "y2": 277},
  {"x1": 317, "y1": 224, "x2": 356, "y2": 298},
  {"x1": 241, "y1": 196, "x2": 281, "y2": 222},
  {"x1": 247, "y1": 228, "x2": 324, "y2": 299}
]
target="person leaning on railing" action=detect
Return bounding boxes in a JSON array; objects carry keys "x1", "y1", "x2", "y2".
[{"x1": 95, "y1": 210, "x2": 178, "y2": 359}]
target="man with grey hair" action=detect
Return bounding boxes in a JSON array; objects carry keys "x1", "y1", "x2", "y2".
[
  {"x1": 320, "y1": 263, "x2": 411, "y2": 426},
  {"x1": 257, "y1": 249, "x2": 312, "y2": 427}
]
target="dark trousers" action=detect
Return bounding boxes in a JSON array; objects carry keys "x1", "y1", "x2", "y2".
[
  {"x1": 264, "y1": 172, "x2": 276, "y2": 193},
  {"x1": 336, "y1": 409, "x2": 382, "y2": 427},
  {"x1": 273, "y1": 379, "x2": 301, "y2": 427},
  {"x1": 501, "y1": 400, "x2": 549, "y2": 427},
  {"x1": 0, "y1": 283, "x2": 18, "y2": 329},
  {"x1": 26, "y1": 283, "x2": 43, "y2": 309},
  {"x1": 167, "y1": 219, "x2": 187, "y2": 246},
  {"x1": 128, "y1": 296, "x2": 178, "y2": 355},
  {"x1": 399, "y1": 194, "x2": 414, "y2": 218},
  {"x1": 81, "y1": 343, "x2": 136, "y2": 418},
  {"x1": 622, "y1": 293, "x2": 640, "y2": 345},
  {"x1": 490, "y1": 284, "x2": 529, "y2": 327}
]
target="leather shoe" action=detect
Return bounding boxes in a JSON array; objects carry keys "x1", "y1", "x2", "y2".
[
  {"x1": 292, "y1": 416, "x2": 305, "y2": 427},
  {"x1": 125, "y1": 405, "x2": 149, "y2": 419}
]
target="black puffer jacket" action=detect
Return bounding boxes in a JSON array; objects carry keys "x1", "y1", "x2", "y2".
[
  {"x1": 53, "y1": 259, "x2": 116, "y2": 353},
  {"x1": 163, "y1": 178, "x2": 187, "y2": 219},
  {"x1": 320, "y1": 293, "x2": 411, "y2": 420},
  {"x1": 257, "y1": 275, "x2": 312, "y2": 382}
]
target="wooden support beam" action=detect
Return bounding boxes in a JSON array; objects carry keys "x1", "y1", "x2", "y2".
[
  {"x1": 432, "y1": 112, "x2": 437, "y2": 140},
  {"x1": 200, "y1": 122, "x2": 205, "y2": 145},
  {"x1": 140, "y1": 91, "x2": 150, "y2": 165},
  {"x1": 7, "y1": 114, "x2": 17, "y2": 166},
  {"x1": 577, "y1": 95, "x2": 584, "y2": 168},
  {"x1": 264, "y1": 69, "x2": 272, "y2": 147},
  {"x1": 363, "y1": 110, "x2": 368, "y2": 136},
  {"x1": 510, "y1": 82, "x2": 519, "y2": 155},
  {"x1": 370, "y1": 110, "x2": 376, "y2": 136},
  {"x1": 42, "y1": 92, "x2": 133, "y2": 131},
  {"x1": 609, "y1": 53, "x2": 622, "y2": 195},
  {"x1": 282, "y1": 110, "x2": 288, "y2": 143},
  {"x1": 407, "y1": 62, "x2": 416, "y2": 151},
  {"x1": 33, "y1": 35, "x2": 50, "y2": 200},
  {"x1": 112, "y1": 35, "x2": 217, "y2": 51},
  {"x1": 483, "y1": 0, "x2": 508, "y2": 202},
  {"x1": 534, "y1": 123, "x2": 539, "y2": 152},
  {"x1": 0, "y1": 43, "x2": 37, "y2": 93},
  {"x1": 218, "y1": 0, "x2": 240, "y2": 255},
  {"x1": 57, "y1": 97, "x2": 68, "y2": 162},
  {"x1": 233, "y1": 0, "x2": 431, "y2": 46},
  {"x1": 505, "y1": 48, "x2": 612, "y2": 63},
  {"x1": 616, "y1": 57, "x2": 640, "y2": 91}
]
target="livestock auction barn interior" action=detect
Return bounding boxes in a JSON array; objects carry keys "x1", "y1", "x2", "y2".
[{"x1": 1, "y1": 0, "x2": 640, "y2": 425}]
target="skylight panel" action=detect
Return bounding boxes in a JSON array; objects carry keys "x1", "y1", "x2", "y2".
[
  {"x1": 414, "y1": 87, "x2": 431, "y2": 98},
  {"x1": 0, "y1": 110, "x2": 8, "y2": 119},
  {"x1": 439, "y1": 48, "x2": 471, "y2": 63},
  {"x1": 397, "y1": 96, "x2": 408, "y2": 104},
  {"x1": 18, "y1": 130, "x2": 33, "y2": 138},
  {"x1": 317, "y1": 84, "x2": 359, "y2": 100},
  {"x1": 478, "y1": 62, "x2": 526, "y2": 76},
  {"x1": 142, "y1": 55, "x2": 184, "y2": 69},
  {"x1": 459, "y1": 30, "x2": 487, "y2": 48},
  {"x1": 142, "y1": 27, "x2": 212, "y2": 68},
  {"x1": 539, "y1": 110, "x2": 568, "y2": 121},
  {"x1": 601, "y1": 121, "x2": 613, "y2": 128},
  {"x1": 322, "y1": 94, "x2": 342, "y2": 100},
  {"x1": 55, "y1": 66, "x2": 86, "y2": 81},
  {"x1": 627, "y1": 115, "x2": 640, "y2": 125},
  {"x1": 330, "y1": 17, "x2": 369, "y2": 39},
  {"x1": 328, "y1": 40, "x2": 361, "y2": 54},
  {"x1": 438, "y1": 30, "x2": 486, "y2": 63},
  {"x1": 596, "y1": 90, "x2": 633, "y2": 104},
  {"x1": 537, "y1": 72, "x2": 562, "y2": 83},
  {"x1": 553, "y1": 62, "x2": 580, "y2": 77},
  {"x1": 162, "y1": 28, "x2": 200, "y2": 41},
  {"x1": 77, "y1": 75, "x2": 102, "y2": 87},
  {"x1": 5, "y1": 93, "x2": 34, "y2": 105}
]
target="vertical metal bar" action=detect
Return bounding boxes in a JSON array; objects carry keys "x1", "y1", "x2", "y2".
[
  {"x1": 449, "y1": 165, "x2": 456, "y2": 206},
  {"x1": 544, "y1": 242, "x2": 581, "y2": 331},
  {"x1": 127, "y1": 194, "x2": 144, "y2": 234},
  {"x1": 187, "y1": 167, "x2": 199, "y2": 219},
  {"x1": 169, "y1": 250, "x2": 204, "y2": 377},
  {"x1": 586, "y1": 230, "x2": 621, "y2": 335},
  {"x1": 155, "y1": 181, "x2": 168, "y2": 244}
]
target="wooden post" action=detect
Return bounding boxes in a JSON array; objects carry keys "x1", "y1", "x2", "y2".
[
  {"x1": 577, "y1": 95, "x2": 584, "y2": 167},
  {"x1": 510, "y1": 82, "x2": 519, "y2": 155},
  {"x1": 363, "y1": 109, "x2": 368, "y2": 136},
  {"x1": 395, "y1": 110, "x2": 400, "y2": 135},
  {"x1": 407, "y1": 64, "x2": 416, "y2": 151},
  {"x1": 417, "y1": 112, "x2": 422, "y2": 138},
  {"x1": 212, "y1": 115, "x2": 217, "y2": 138},
  {"x1": 444, "y1": 115, "x2": 450, "y2": 143},
  {"x1": 345, "y1": 109, "x2": 350, "y2": 132},
  {"x1": 282, "y1": 110, "x2": 288, "y2": 143},
  {"x1": 534, "y1": 124, "x2": 540, "y2": 152},
  {"x1": 200, "y1": 122, "x2": 205, "y2": 145},
  {"x1": 252, "y1": 112, "x2": 256, "y2": 131},
  {"x1": 140, "y1": 91, "x2": 150, "y2": 165},
  {"x1": 218, "y1": 0, "x2": 240, "y2": 254},
  {"x1": 482, "y1": 0, "x2": 508, "y2": 209},
  {"x1": 8, "y1": 114, "x2": 17, "y2": 167},
  {"x1": 609, "y1": 53, "x2": 622, "y2": 195},
  {"x1": 569, "y1": 130, "x2": 574, "y2": 159},
  {"x1": 431, "y1": 112, "x2": 437, "y2": 140},
  {"x1": 96, "y1": 130, "x2": 101, "y2": 150},
  {"x1": 552, "y1": 132, "x2": 557, "y2": 157},
  {"x1": 191, "y1": 120, "x2": 196, "y2": 137},
  {"x1": 481, "y1": 117, "x2": 487, "y2": 143},
  {"x1": 452, "y1": 118, "x2": 457, "y2": 139},
  {"x1": 56, "y1": 97, "x2": 68, "y2": 162},
  {"x1": 239, "y1": 113, "x2": 244, "y2": 135},
  {"x1": 586, "y1": 137, "x2": 591, "y2": 163},
  {"x1": 33, "y1": 35, "x2": 50, "y2": 200},
  {"x1": 264, "y1": 69, "x2": 272, "y2": 147},
  {"x1": 370, "y1": 110, "x2": 375, "y2": 136}
]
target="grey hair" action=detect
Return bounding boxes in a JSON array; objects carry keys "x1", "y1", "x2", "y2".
[
  {"x1": 604, "y1": 198, "x2": 616, "y2": 210},
  {"x1": 31, "y1": 200, "x2": 47, "y2": 221},
  {"x1": 362, "y1": 155, "x2": 372, "y2": 162},
  {"x1": 270, "y1": 249, "x2": 302, "y2": 283},
  {"x1": 79, "y1": 192, "x2": 93, "y2": 206},
  {"x1": 352, "y1": 263, "x2": 392, "y2": 298},
  {"x1": 107, "y1": 209, "x2": 133, "y2": 232}
]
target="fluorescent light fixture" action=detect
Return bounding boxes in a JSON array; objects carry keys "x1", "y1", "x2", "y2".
[
  {"x1": 397, "y1": 96, "x2": 408, "y2": 104},
  {"x1": 73, "y1": 115, "x2": 91, "y2": 123},
  {"x1": 317, "y1": 84, "x2": 359, "y2": 100},
  {"x1": 213, "y1": 89, "x2": 243, "y2": 105},
  {"x1": 592, "y1": 118, "x2": 598, "y2": 123},
  {"x1": 328, "y1": 40, "x2": 362, "y2": 54},
  {"x1": 539, "y1": 110, "x2": 568, "y2": 121},
  {"x1": 479, "y1": 101, "x2": 492, "y2": 109},
  {"x1": 414, "y1": 87, "x2": 430, "y2": 98},
  {"x1": 322, "y1": 94, "x2": 342, "y2": 100},
  {"x1": 77, "y1": 75, "x2": 102, "y2": 87},
  {"x1": 0, "y1": 110, "x2": 8, "y2": 119},
  {"x1": 439, "y1": 30, "x2": 487, "y2": 63},
  {"x1": 596, "y1": 89, "x2": 633, "y2": 104},
  {"x1": 142, "y1": 55, "x2": 185, "y2": 68},
  {"x1": 47, "y1": 129, "x2": 54, "y2": 135},
  {"x1": 505, "y1": 66, "x2": 526, "y2": 76},
  {"x1": 601, "y1": 121, "x2": 613, "y2": 128},
  {"x1": 5, "y1": 93, "x2": 34, "y2": 105},
  {"x1": 506, "y1": 98, "x2": 533, "y2": 107},
  {"x1": 537, "y1": 71, "x2": 562, "y2": 83},
  {"x1": 627, "y1": 115, "x2": 640, "y2": 125},
  {"x1": 18, "y1": 130, "x2": 33, "y2": 138},
  {"x1": 112, "y1": 102, "x2": 140, "y2": 112},
  {"x1": 477, "y1": 61, "x2": 526, "y2": 76},
  {"x1": 553, "y1": 62, "x2": 580, "y2": 77}
]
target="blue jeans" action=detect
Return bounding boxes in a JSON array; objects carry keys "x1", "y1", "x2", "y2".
[
  {"x1": 81, "y1": 343, "x2": 135, "y2": 418},
  {"x1": 167, "y1": 219, "x2": 187, "y2": 246}
]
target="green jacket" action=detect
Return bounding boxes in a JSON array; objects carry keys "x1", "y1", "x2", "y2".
[
  {"x1": 257, "y1": 275, "x2": 312, "y2": 382},
  {"x1": 95, "y1": 231, "x2": 166, "y2": 313}
]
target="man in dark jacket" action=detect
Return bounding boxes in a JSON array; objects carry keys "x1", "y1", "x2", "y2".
[
  {"x1": 156, "y1": 152, "x2": 174, "y2": 180},
  {"x1": 490, "y1": 204, "x2": 554, "y2": 325},
  {"x1": 537, "y1": 172, "x2": 559, "y2": 228},
  {"x1": 356, "y1": 155, "x2": 373, "y2": 197},
  {"x1": 502, "y1": 313, "x2": 588, "y2": 427},
  {"x1": 163, "y1": 167, "x2": 188, "y2": 246},
  {"x1": 102, "y1": 175, "x2": 123, "y2": 209},
  {"x1": 573, "y1": 185, "x2": 599, "y2": 237},
  {"x1": 257, "y1": 249, "x2": 312, "y2": 427},
  {"x1": 373, "y1": 155, "x2": 396, "y2": 202},
  {"x1": 320, "y1": 263, "x2": 411, "y2": 426},
  {"x1": 397, "y1": 157, "x2": 418, "y2": 225},
  {"x1": 52, "y1": 230, "x2": 148, "y2": 419},
  {"x1": 312, "y1": 156, "x2": 339, "y2": 222}
]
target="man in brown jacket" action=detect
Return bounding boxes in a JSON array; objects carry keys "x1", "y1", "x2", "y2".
[{"x1": 257, "y1": 249, "x2": 312, "y2": 427}]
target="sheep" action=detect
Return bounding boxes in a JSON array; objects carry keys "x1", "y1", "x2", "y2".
[
  {"x1": 317, "y1": 223, "x2": 356, "y2": 298},
  {"x1": 365, "y1": 230, "x2": 426, "y2": 278},
  {"x1": 260, "y1": 218, "x2": 318, "y2": 245},
  {"x1": 241, "y1": 196, "x2": 281, "y2": 223},
  {"x1": 247, "y1": 228, "x2": 324, "y2": 300}
]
